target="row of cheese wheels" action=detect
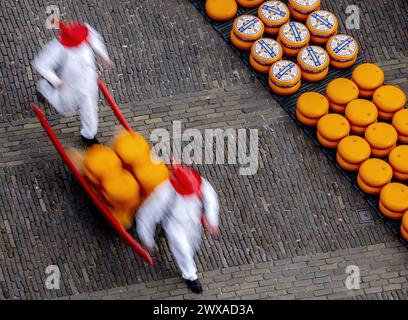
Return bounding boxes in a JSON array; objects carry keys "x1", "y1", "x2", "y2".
[{"x1": 82, "y1": 131, "x2": 170, "y2": 229}]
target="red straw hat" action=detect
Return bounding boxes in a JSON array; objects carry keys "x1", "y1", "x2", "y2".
[
  {"x1": 169, "y1": 164, "x2": 202, "y2": 196},
  {"x1": 53, "y1": 19, "x2": 89, "y2": 47}
]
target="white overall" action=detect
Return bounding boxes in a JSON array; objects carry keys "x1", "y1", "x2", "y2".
[
  {"x1": 32, "y1": 24, "x2": 110, "y2": 139},
  {"x1": 136, "y1": 179, "x2": 219, "y2": 281}
]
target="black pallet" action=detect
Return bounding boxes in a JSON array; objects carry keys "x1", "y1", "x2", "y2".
[{"x1": 191, "y1": 0, "x2": 407, "y2": 246}]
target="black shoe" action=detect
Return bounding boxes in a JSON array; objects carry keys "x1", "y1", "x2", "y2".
[
  {"x1": 185, "y1": 279, "x2": 202, "y2": 294},
  {"x1": 81, "y1": 135, "x2": 100, "y2": 147}
]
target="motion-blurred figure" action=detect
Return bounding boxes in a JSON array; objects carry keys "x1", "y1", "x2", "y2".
[
  {"x1": 136, "y1": 165, "x2": 220, "y2": 293},
  {"x1": 32, "y1": 20, "x2": 113, "y2": 146}
]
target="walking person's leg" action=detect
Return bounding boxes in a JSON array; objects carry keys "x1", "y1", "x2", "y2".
[{"x1": 79, "y1": 93, "x2": 99, "y2": 145}]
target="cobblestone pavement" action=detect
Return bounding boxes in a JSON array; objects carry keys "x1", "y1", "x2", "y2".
[{"x1": 0, "y1": 0, "x2": 407, "y2": 299}]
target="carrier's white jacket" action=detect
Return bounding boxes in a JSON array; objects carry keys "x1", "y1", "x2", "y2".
[
  {"x1": 32, "y1": 24, "x2": 109, "y2": 139},
  {"x1": 136, "y1": 179, "x2": 219, "y2": 280}
]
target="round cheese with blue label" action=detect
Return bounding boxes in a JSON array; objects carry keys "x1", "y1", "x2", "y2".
[
  {"x1": 279, "y1": 22, "x2": 310, "y2": 48},
  {"x1": 251, "y1": 38, "x2": 283, "y2": 65},
  {"x1": 307, "y1": 10, "x2": 338, "y2": 37},
  {"x1": 298, "y1": 45, "x2": 329, "y2": 72},
  {"x1": 327, "y1": 34, "x2": 359, "y2": 62},
  {"x1": 269, "y1": 60, "x2": 301, "y2": 87},
  {"x1": 289, "y1": 0, "x2": 321, "y2": 14},
  {"x1": 233, "y1": 15, "x2": 264, "y2": 41},
  {"x1": 258, "y1": 1, "x2": 290, "y2": 28}
]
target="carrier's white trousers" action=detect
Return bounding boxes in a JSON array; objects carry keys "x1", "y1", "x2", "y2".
[
  {"x1": 167, "y1": 230, "x2": 198, "y2": 281},
  {"x1": 38, "y1": 79, "x2": 99, "y2": 139}
]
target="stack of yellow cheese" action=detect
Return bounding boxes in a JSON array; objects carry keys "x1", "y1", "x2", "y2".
[
  {"x1": 364, "y1": 122, "x2": 398, "y2": 158},
  {"x1": 288, "y1": 0, "x2": 321, "y2": 21},
  {"x1": 297, "y1": 45, "x2": 330, "y2": 82},
  {"x1": 388, "y1": 145, "x2": 408, "y2": 181},
  {"x1": 357, "y1": 159, "x2": 393, "y2": 195},
  {"x1": 401, "y1": 212, "x2": 408, "y2": 241},
  {"x1": 326, "y1": 78, "x2": 359, "y2": 113},
  {"x1": 326, "y1": 34, "x2": 359, "y2": 69},
  {"x1": 237, "y1": 0, "x2": 264, "y2": 8},
  {"x1": 114, "y1": 131, "x2": 151, "y2": 168},
  {"x1": 392, "y1": 109, "x2": 408, "y2": 143},
  {"x1": 317, "y1": 113, "x2": 350, "y2": 149},
  {"x1": 231, "y1": 15, "x2": 265, "y2": 51},
  {"x1": 296, "y1": 92, "x2": 329, "y2": 126},
  {"x1": 351, "y1": 63, "x2": 384, "y2": 98},
  {"x1": 379, "y1": 183, "x2": 408, "y2": 220},
  {"x1": 269, "y1": 60, "x2": 302, "y2": 95},
  {"x1": 306, "y1": 10, "x2": 338, "y2": 45},
  {"x1": 278, "y1": 21, "x2": 310, "y2": 57},
  {"x1": 258, "y1": 1, "x2": 290, "y2": 36},
  {"x1": 250, "y1": 38, "x2": 282, "y2": 73},
  {"x1": 205, "y1": 0, "x2": 238, "y2": 22},
  {"x1": 373, "y1": 85, "x2": 406, "y2": 120},
  {"x1": 133, "y1": 157, "x2": 170, "y2": 196},
  {"x1": 336, "y1": 136, "x2": 371, "y2": 172},
  {"x1": 345, "y1": 99, "x2": 378, "y2": 135}
]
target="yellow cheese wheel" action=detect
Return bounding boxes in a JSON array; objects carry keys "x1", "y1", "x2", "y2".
[
  {"x1": 269, "y1": 79, "x2": 301, "y2": 95},
  {"x1": 392, "y1": 109, "x2": 408, "y2": 137},
  {"x1": 389, "y1": 145, "x2": 408, "y2": 174},
  {"x1": 317, "y1": 131, "x2": 339, "y2": 149},
  {"x1": 401, "y1": 223, "x2": 408, "y2": 241},
  {"x1": 112, "y1": 209, "x2": 135, "y2": 230},
  {"x1": 326, "y1": 34, "x2": 359, "y2": 63},
  {"x1": 101, "y1": 169, "x2": 140, "y2": 210},
  {"x1": 269, "y1": 60, "x2": 301, "y2": 87},
  {"x1": 301, "y1": 67, "x2": 329, "y2": 82},
  {"x1": 297, "y1": 45, "x2": 329, "y2": 73},
  {"x1": 345, "y1": 99, "x2": 378, "y2": 127},
  {"x1": 357, "y1": 174, "x2": 382, "y2": 195},
  {"x1": 336, "y1": 152, "x2": 360, "y2": 171},
  {"x1": 279, "y1": 22, "x2": 310, "y2": 49},
  {"x1": 373, "y1": 85, "x2": 406, "y2": 113},
  {"x1": 249, "y1": 55, "x2": 271, "y2": 74},
  {"x1": 205, "y1": 0, "x2": 238, "y2": 22},
  {"x1": 380, "y1": 182, "x2": 408, "y2": 213},
  {"x1": 317, "y1": 113, "x2": 350, "y2": 142},
  {"x1": 297, "y1": 92, "x2": 329, "y2": 119},
  {"x1": 365, "y1": 122, "x2": 398, "y2": 150},
  {"x1": 402, "y1": 211, "x2": 408, "y2": 231},
  {"x1": 352, "y1": 63, "x2": 384, "y2": 91},
  {"x1": 358, "y1": 158, "x2": 393, "y2": 188},
  {"x1": 113, "y1": 131, "x2": 150, "y2": 167},
  {"x1": 379, "y1": 200, "x2": 404, "y2": 220},
  {"x1": 296, "y1": 109, "x2": 319, "y2": 126},
  {"x1": 398, "y1": 134, "x2": 408, "y2": 144},
  {"x1": 358, "y1": 88, "x2": 376, "y2": 99},
  {"x1": 237, "y1": 0, "x2": 264, "y2": 8},
  {"x1": 251, "y1": 38, "x2": 283, "y2": 65},
  {"x1": 133, "y1": 160, "x2": 170, "y2": 195},
  {"x1": 337, "y1": 135, "x2": 371, "y2": 164},
  {"x1": 258, "y1": 1, "x2": 290, "y2": 28},
  {"x1": 230, "y1": 30, "x2": 254, "y2": 50},
  {"x1": 349, "y1": 124, "x2": 368, "y2": 135},
  {"x1": 84, "y1": 145, "x2": 123, "y2": 185},
  {"x1": 393, "y1": 170, "x2": 408, "y2": 181},
  {"x1": 328, "y1": 98, "x2": 347, "y2": 113},
  {"x1": 306, "y1": 10, "x2": 338, "y2": 38},
  {"x1": 330, "y1": 56, "x2": 357, "y2": 69},
  {"x1": 233, "y1": 15, "x2": 264, "y2": 41},
  {"x1": 326, "y1": 78, "x2": 359, "y2": 105},
  {"x1": 371, "y1": 145, "x2": 396, "y2": 158}
]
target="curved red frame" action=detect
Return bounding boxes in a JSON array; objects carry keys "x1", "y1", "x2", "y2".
[{"x1": 31, "y1": 80, "x2": 153, "y2": 266}]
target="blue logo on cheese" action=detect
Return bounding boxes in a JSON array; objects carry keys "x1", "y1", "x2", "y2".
[
  {"x1": 259, "y1": 40, "x2": 277, "y2": 58},
  {"x1": 263, "y1": 5, "x2": 287, "y2": 17},
  {"x1": 276, "y1": 63, "x2": 295, "y2": 79},
  {"x1": 333, "y1": 37, "x2": 353, "y2": 54},
  {"x1": 238, "y1": 18, "x2": 257, "y2": 33},
  {"x1": 289, "y1": 23, "x2": 301, "y2": 42},
  {"x1": 306, "y1": 47, "x2": 321, "y2": 66},
  {"x1": 311, "y1": 13, "x2": 333, "y2": 29}
]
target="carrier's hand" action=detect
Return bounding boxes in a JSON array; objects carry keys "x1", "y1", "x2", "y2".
[
  {"x1": 58, "y1": 79, "x2": 65, "y2": 89},
  {"x1": 207, "y1": 224, "x2": 220, "y2": 237},
  {"x1": 102, "y1": 58, "x2": 114, "y2": 71}
]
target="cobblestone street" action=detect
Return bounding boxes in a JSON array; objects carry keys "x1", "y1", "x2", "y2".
[{"x1": 0, "y1": 0, "x2": 407, "y2": 299}]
